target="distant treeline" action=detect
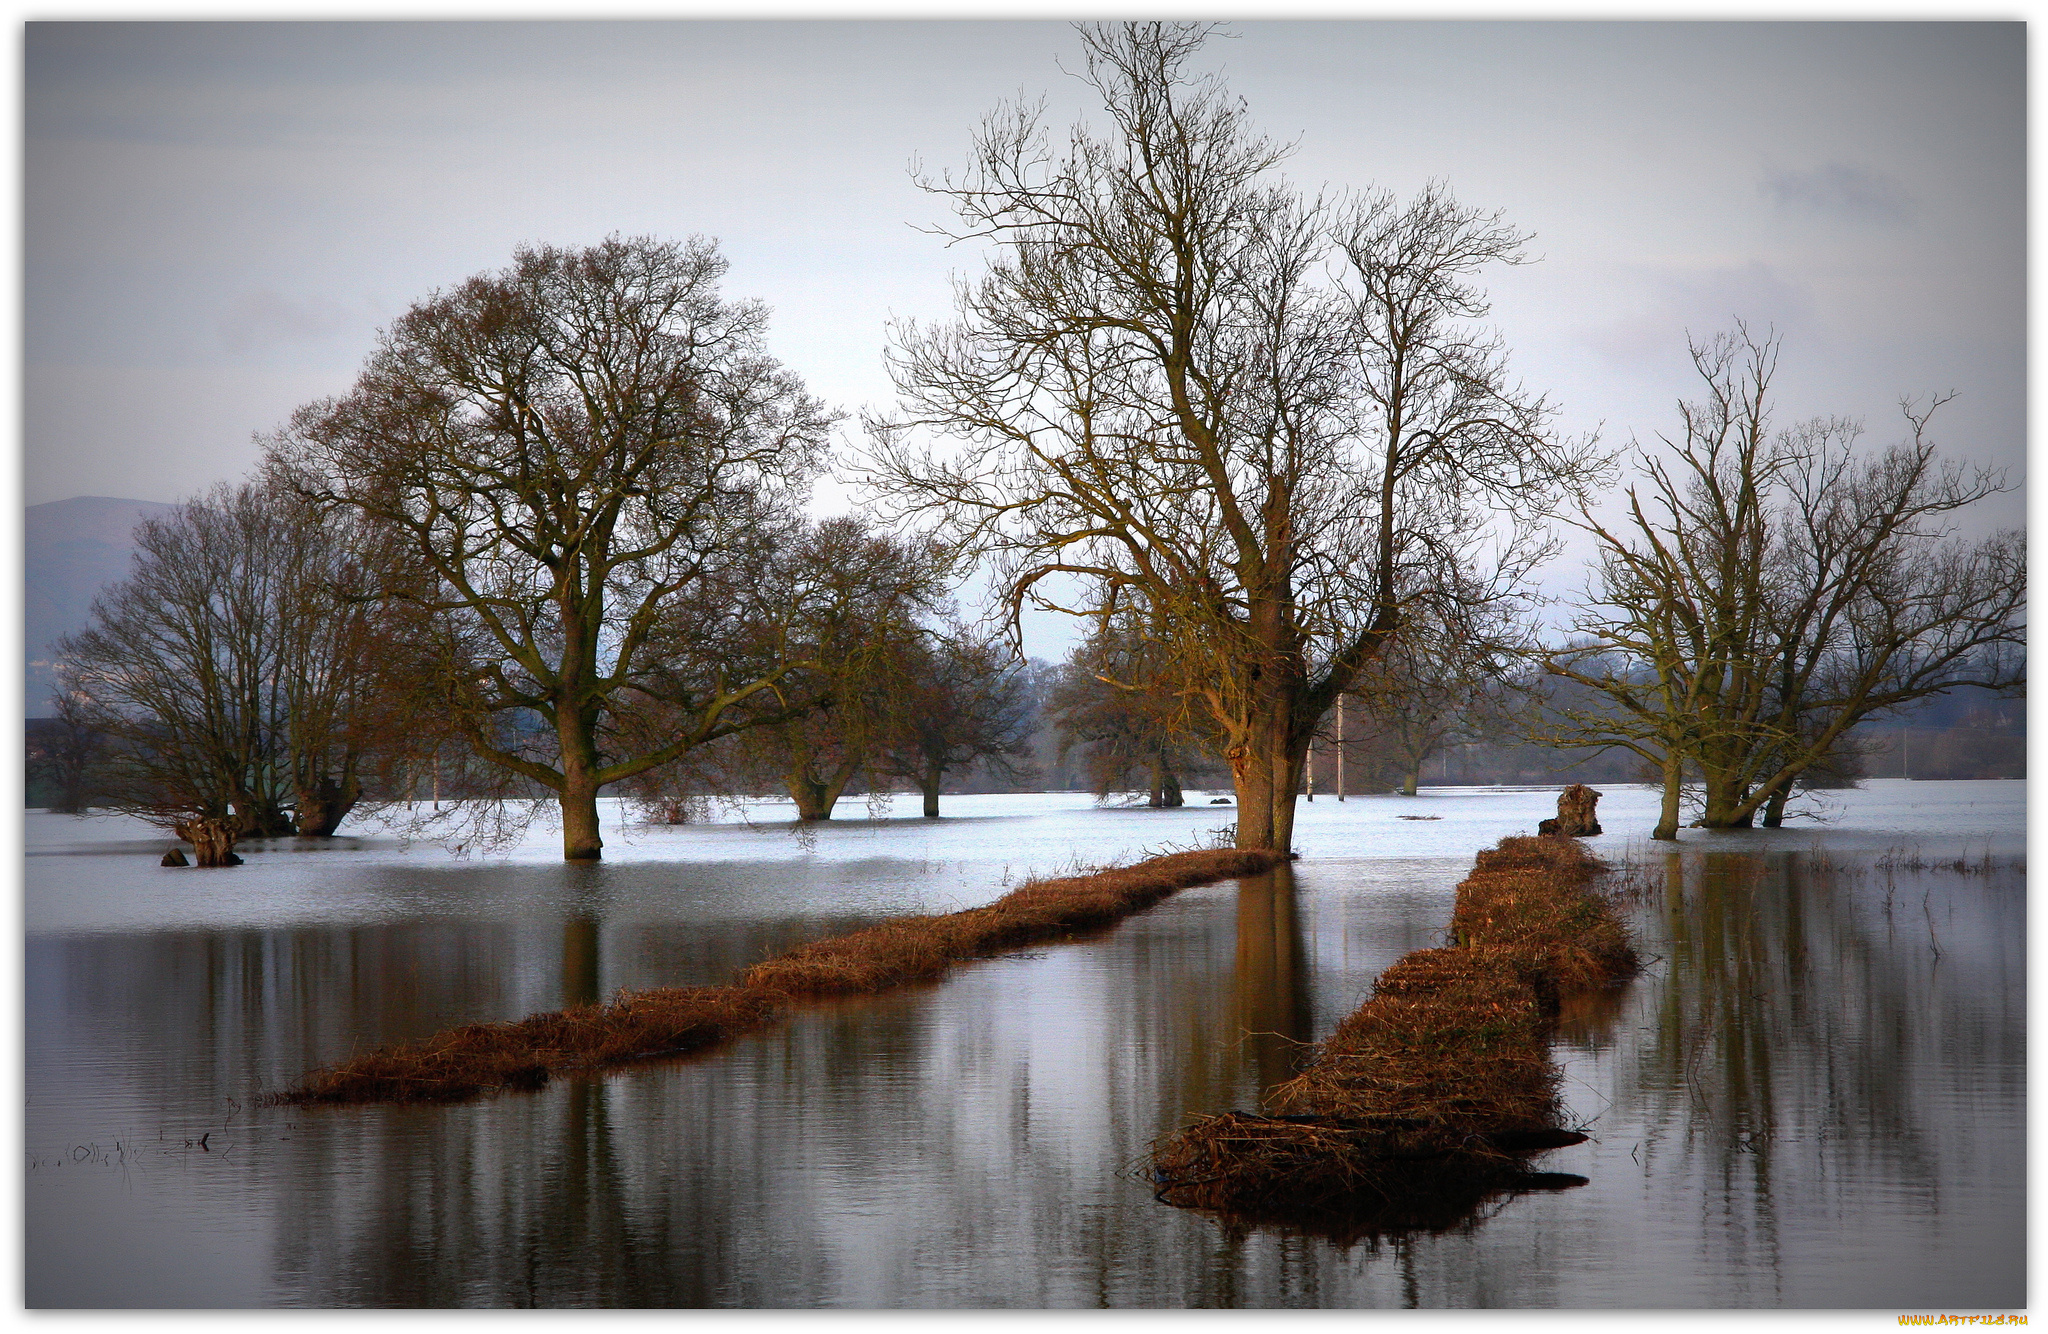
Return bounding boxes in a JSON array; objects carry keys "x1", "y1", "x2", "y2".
[{"x1": 28, "y1": 656, "x2": 2022, "y2": 816}]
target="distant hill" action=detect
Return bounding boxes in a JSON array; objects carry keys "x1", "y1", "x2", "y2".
[{"x1": 25, "y1": 495, "x2": 177, "y2": 713}]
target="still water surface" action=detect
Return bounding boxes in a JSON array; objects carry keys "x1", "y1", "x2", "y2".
[{"x1": 25, "y1": 781, "x2": 2025, "y2": 1307}]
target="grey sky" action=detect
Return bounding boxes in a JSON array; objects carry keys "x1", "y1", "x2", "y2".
[{"x1": 23, "y1": 19, "x2": 2026, "y2": 653}]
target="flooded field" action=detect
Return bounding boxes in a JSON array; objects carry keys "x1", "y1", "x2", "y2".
[{"x1": 24, "y1": 780, "x2": 2025, "y2": 1308}]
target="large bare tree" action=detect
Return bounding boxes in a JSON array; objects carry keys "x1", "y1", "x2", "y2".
[
  {"x1": 1546, "y1": 327, "x2": 2025, "y2": 838},
  {"x1": 270, "y1": 235, "x2": 840, "y2": 860},
  {"x1": 865, "y1": 23, "x2": 1591, "y2": 851}
]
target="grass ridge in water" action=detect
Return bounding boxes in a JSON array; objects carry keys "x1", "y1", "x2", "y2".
[
  {"x1": 274, "y1": 846, "x2": 1287, "y2": 1106},
  {"x1": 1149, "y1": 834, "x2": 1638, "y2": 1237}
]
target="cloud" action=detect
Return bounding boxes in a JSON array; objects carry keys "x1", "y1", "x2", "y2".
[
  {"x1": 217, "y1": 288, "x2": 353, "y2": 356},
  {"x1": 1759, "y1": 162, "x2": 1916, "y2": 224},
  {"x1": 1582, "y1": 261, "x2": 1814, "y2": 368}
]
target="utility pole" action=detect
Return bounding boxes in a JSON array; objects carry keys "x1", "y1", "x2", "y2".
[{"x1": 1336, "y1": 694, "x2": 1346, "y2": 801}]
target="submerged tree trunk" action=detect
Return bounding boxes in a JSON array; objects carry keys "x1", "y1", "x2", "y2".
[
  {"x1": 788, "y1": 773, "x2": 834, "y2": 821},
  {"x1": 919, "y1": 758, "x2": 944, "y2": 818},
  {"x1": 787, "y1": 756, "x2": 861, "y2": 821},
  {"x1": 1696, "y1": 768, "x2": 1756, "y2": 829},
  {"x1": 1229, "y1": 745, "x2": 1275, "y2": 850},
  {"x1": 557, "y1": 698, "x2": 607, "y2": 860},
  {"x1": 1148, "y1": 753, "x2": 1185, "y2": 808},
  {"x1": 1270, "y1": 746, "x2": 1305, "y2": 854},
  {"x1": 177, "y1": 816, "x2": 244, "y2": 867},
  {"x1": 294, "y1": 774, "x2": 360, "y2": 838},
  {"x1": 1759, "y1": 780, "x2": 1793, "y2": 828},
  {"x1": 236, "y1": 799, "x2": 296, "y2": 839},
  {"x1": 1231, "y1": 689, "x2": 1310, "y2": 854},
  {"x1": 558, "y1": 735, "x2": 606, "y2": 860},
  {"x1": 1652, "y1": 748, "x2": 1683, "y2": 842},
  {"x1": 560, "y1": 774, "x2": 605, "y2": 860}
]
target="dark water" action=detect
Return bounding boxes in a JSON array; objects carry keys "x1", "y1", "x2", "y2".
[{"x1": 24, "y1": 783, "x2": 2025, "y2": 1307}]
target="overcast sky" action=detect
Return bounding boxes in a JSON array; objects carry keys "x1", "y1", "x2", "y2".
[{"x1": 22, "y1": 19, "x2": 2025, "y2": 655}]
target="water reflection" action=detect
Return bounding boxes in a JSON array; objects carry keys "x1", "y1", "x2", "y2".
[
  {"x1": 1233, "y1": 865, "x2": 1314, "y2": 1098},
  {"x1": 561, "y1": 915, "x2": 601, "y2": 1010},
  {"x1": 1525, "y1": 845, "x2": 2023, "y2": 1308},
  {"x1": 25, "y1": 794, "x2": 2026, "y2": 1308},
  {"x1": 1609, "y1": 847, "x2": 2016, "y2": 1301}
]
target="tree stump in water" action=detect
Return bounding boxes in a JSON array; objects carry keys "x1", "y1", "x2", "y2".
[
  {"x1": 1537, "y1": 784, "x2": 1602, "y2": 837},
  {"x1": 175, "y1": 817, "x2": 245, "y2": 867},
  {"x1": 159, "y1": 848, "x2": 189, "y2": 867}
]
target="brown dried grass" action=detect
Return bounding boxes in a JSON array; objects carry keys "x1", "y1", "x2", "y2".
[
  {"x1": 277, "y1": 845, "x2": 1286, "y2": 1106},
  {"x1": 744, "y1": 848, "x2": 1284, "y2": 997},
  {"x1": 1151, "y1": 833, "x2": 1637, "y2": 1233}
]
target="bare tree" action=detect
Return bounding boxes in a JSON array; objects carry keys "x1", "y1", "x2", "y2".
[
  {"x1": 1546, "y1": 327, "x2": 2024, "y2": 837},
  {"x1": 27, "y1": 685, "x2": 108, "y2": 815},
  {"x1": 1332, "y1": 615, "x2": 1522, "y2": 797},
  {"x1": 865, "y1": 23, "x2": 1591, "y2": 852},
  {"x1": 725, "y1": 518, "x2": 952, "y2": 820},
  {"x1": 55, "y1": 482, "x2": 398, "y2": 865},
  {"x1": 881, "y1": 625, "x2": 1037, "y2": 817},
  {"x1": 270, "y1": 236, "x2": 840, "y2": 860},
  {"x1": 1047, "y1": 610, "x2": 1205, "y2": 808}
]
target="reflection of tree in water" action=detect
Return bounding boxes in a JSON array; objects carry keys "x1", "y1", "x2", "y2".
[
  {"x1": 560, "y1": 915, "x2": 600, "y2": 1010},
  {"x1": 29, "y1": 923, "x2": 526, "y2": 1109},
  {"x1": 34, "y1": 829, "x2": 2024, "y2": 1306},
  {"x1": 1169, "y1": 858, "x2": 1599, "y2": 1251},
  {"x1": 260, "y1": 875, "x2": 1374, "y2": 1306},
  {"x1": 1628, "y1": 848, "x2": 2023, "y2": 1290},
  {"x1": 1234, "y1": 864, "x2": 1315, "y2": 1098}
]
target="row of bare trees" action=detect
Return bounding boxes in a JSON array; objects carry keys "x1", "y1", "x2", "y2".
[
  {"x1": 53, "y1": 238, "x2": 1035, "y2": 862},
  {"x1": 45, "y1": 23, "x2": 2021, "y2": 863},
  {"x1": 52, "y1": 477, "x2": 1033, "y2": 862},
  {"x1": 883, "y1": 23, "x2": 2018, "y2": 844}
]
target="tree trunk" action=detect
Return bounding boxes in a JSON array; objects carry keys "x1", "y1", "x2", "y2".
[
  {"x1": 235, "y1": 799, "x2": 296, "y2": 839},
  {"x1": 1760, "y1": 781, "x2": 1792, "y2": 828},
  {"x1": 920, "y1": 760, "x2": 943, "y2": 818},
  {"x1": 177, "y1": 816, "x2": 244, "y2": 867},
  {"x1": 1231, "y1": 695, "x2": 1305, "y2": 853},
  {"x1": 560, "y1": 772, "x2": 605, "y2": 860},
  {"x1": 787, "y1": 756, "x2": 861, "y2": 821},
  {"x1": 1147, "y1": 752, "x2": 1185, "y2": 807},
  {"x1": 1270, "y1": 745, "x2": 1304, "y2": 853},
  {"x1": 1652, "y1": 748, "x2": 1683, "y2": 841},
  {"x1": 1160, "y1": 760, "x2": 1183, "y2": 808},
  {"x1": 1230, "y1": 744, "x2": 1277, "y2": 850},
  {"x1": 1399, "y1": 757, "x2": 1421, "y2": 797},
  {"x1": 553, "y1": 719, "x2": 605, "y2": 858},
  {"x1": 1696, "y1": 767, "x2": 1755, "y2": 829},
  {"x1": 294, "y1": 774, "x2": 360, "y2": 838},
  {"x1": 788, "y1": 772, "x2": 834, "y2": 820}
]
